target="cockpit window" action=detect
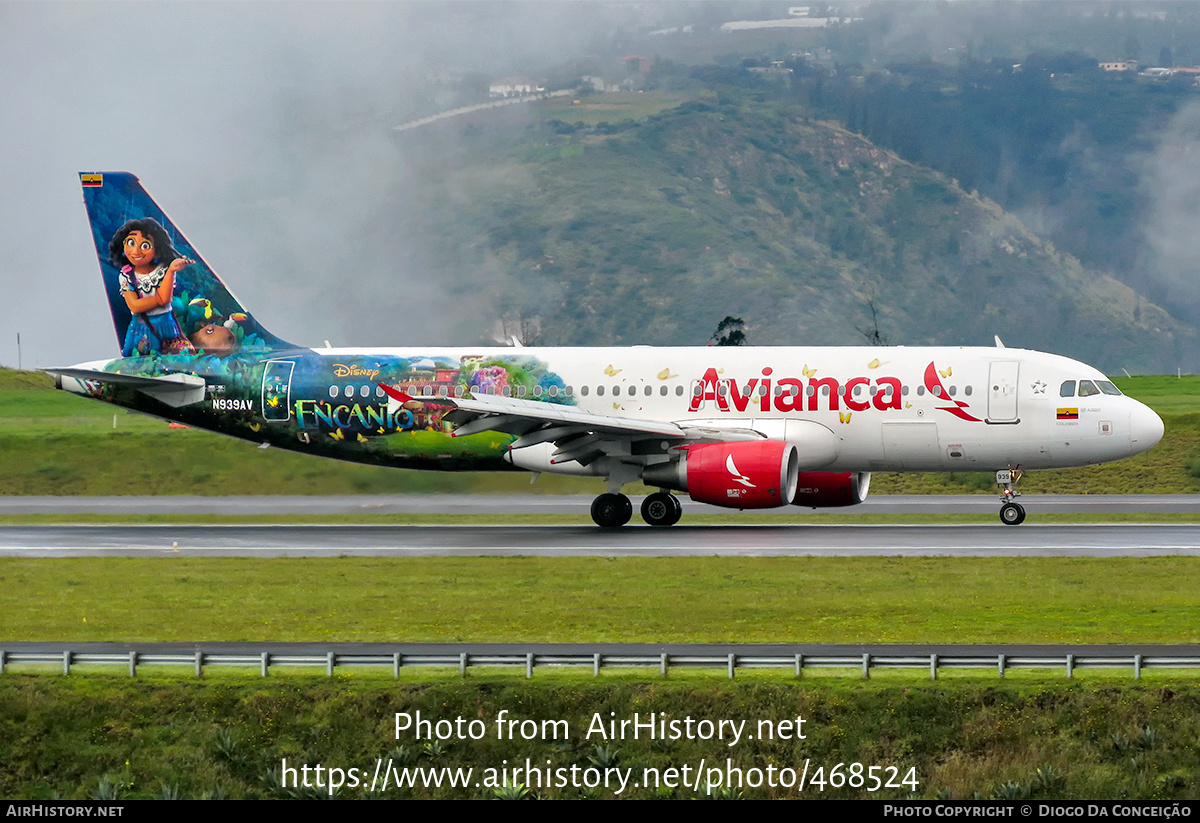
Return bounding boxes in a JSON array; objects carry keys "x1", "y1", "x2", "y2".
[
  {"x1": 1097, "y1": 380, "x2": 1122, "y2": 396},
  {"x1": 1059, "y1": 380, "x2": 1075, "y2": 397},
  {"x1": 1077, "y1": 380, "x2": 1100, "y2": 397}
]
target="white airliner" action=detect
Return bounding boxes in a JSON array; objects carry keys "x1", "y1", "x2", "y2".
[{"x1": 50, "y1": 173, "x2": 1164, "y2": 527}]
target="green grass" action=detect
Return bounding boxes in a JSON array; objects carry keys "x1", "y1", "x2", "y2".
[
  {"x1": 2, "y1": 677, "x2": 1198, "y2": 799},
  {"x1": 3, "y1": 556, "x2": 1199, "y2": 644}
]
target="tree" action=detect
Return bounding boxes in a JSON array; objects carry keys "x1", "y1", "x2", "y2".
[
  {"x1": 857, "y1": 297, "x2": 889, "y2": 346},
  {"x1": 711, "y1": 316, "x2": 747, "y2": 346}
]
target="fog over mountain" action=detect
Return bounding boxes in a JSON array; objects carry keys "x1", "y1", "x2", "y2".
[{"x1": 4, "y1": 1, "x2": 1199, "y2": 371}]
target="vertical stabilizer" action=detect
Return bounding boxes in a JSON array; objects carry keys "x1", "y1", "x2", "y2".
[{"x1": 80, "y1": 172, "x2": 295, "y2": 355}]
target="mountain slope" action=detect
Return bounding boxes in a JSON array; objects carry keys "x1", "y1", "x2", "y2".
[{"x1": 396, "y1": 97, "x2": 1193, "y2": 371}]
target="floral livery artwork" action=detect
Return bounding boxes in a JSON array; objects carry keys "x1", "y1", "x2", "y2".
[
  {"x1": 281, "y1": 353, "x2": 573, "y2": 467},
  {"x1": 91, "y1": 349, "x2": 572, "y2": 471}
]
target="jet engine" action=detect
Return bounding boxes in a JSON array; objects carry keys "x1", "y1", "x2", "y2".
[
  {"x1": 642, "y1": 440, "x2": 800, "y2": 509},
  {"x1": 790, "y1": 471, "x2": 871, "y2": 507}
]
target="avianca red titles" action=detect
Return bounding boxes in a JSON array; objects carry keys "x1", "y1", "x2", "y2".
[{"x1": 52, "y1": 172, "x2": 1164, "y2": 528}]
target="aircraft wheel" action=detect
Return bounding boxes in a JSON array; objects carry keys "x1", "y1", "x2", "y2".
[
  {"x1": 641, "y1": 492, "x2": 682, "y2": 527},
  {"x1": 999, "y1": 502, "x2": 1026, "y2": 526},
  {"x1": 591, "y1": 493, "x2": 633, "y2": 528}
]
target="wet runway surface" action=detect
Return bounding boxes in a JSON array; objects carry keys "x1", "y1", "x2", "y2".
[{"x1": 2, "y1": 522, "x2": 1199, "y2": 557}]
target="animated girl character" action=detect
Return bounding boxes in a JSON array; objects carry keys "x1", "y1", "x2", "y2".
[{"x1": 108, "y1": 218, "x2": 196, "y2": 357}]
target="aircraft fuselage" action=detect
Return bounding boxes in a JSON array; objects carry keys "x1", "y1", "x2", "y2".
[{"x1": 57, "y1": 344, "x2": 1163, "y2": 476}]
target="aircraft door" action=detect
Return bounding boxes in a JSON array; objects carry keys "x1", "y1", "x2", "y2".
[
  {"x1": 261, "y1": 360, "x2": 295, "y2": 422},
  {"x1": 987, "y1": 361, "x2": 1020, "y2": 423}
]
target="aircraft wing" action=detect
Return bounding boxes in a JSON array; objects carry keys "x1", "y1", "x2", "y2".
[
  {"x1": 45, "y1": 367, "x2": 207, "y2": 408},
  {"x1": 377, "y1": 384, "x2": 763, "y2": 467}
]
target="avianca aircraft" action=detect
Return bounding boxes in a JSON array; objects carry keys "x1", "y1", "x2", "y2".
[{"x1": 50, "y1": 172, "x2": 1164, "y2": 527}]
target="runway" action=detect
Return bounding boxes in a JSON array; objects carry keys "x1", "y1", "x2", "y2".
[
  {"x1": 1, "y1": 522, "x2": 1199, "y2": 557},
  {"x1": 2, "y1": 493, "x2": 1198, "y2": 516}
]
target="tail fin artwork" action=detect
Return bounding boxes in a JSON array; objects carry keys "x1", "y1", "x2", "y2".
[{"x1": 79, "y1": 172, "x2": 295, "y2": 356}]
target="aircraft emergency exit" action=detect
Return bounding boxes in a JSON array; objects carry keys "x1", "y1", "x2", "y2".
[{"x1": 49, "y1": 173, "x2": 1164, "y2": 527}]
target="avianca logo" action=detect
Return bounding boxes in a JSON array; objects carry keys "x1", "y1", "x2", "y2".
[
  {"x1": 688, "y1": 362, "x2": 981, "y2": 422},
  {"x1": 726, "y1": 454, "x2": 755, "y2": 488},
  {"x1": 922, "y1": 362, "x2": 981, "y2": 422}
]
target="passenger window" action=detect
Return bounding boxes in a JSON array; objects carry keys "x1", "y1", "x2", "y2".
[
  {"x1": 329, "y1": 386, "x2": 339, "y2": 398},
  {"x1": 659, "y1": 386, "x2": 667, "y2": 396},
  {"x1": 533, "y1": 386, "x2": 543, "y2": 397},
  {"x1": 548, "y1": 386, "x2": 558, "y2": 397},
  {"x1": 916, "y1": 386, "x2": 925, "y2": 396},
  {"x1": 1060, "y1": 381, "x2": 1075, "y2": 397},
  {"x1": 675, "y1": 386, "x2": 684, "y2": 396},
  {"x1": 645, "y1": 386, "x2": 652, "y2": 397},
  {"x1": 1078, "y1": 380, "x2": 1099, "y2": 398},
  {"x1": 902, "y1": 386, "x2": 909, "y2": 396},
  {"x1": 597, "y1": 386, "x2": 605, "y2": 396},
  {"x1": 964, "y1": 386, "x2": 972, "y2": 396},
  {"x1": 949, "y1": 386, "x2": 956, "y2": 397},
  {"x1": 580, "y1": 386, "x2": 589, "y2": 396}
]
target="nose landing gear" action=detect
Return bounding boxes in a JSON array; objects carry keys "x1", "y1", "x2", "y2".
[{"x1": 996, "y1": 468, "x2": 1025, "y2": 525}]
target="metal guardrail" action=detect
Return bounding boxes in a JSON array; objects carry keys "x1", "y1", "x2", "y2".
[{"x1": 3, "y1": 649, "x2": 1199, "y2": 679}]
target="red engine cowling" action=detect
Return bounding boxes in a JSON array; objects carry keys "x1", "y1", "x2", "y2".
[
  {"x1": 790, "y1": 472, "x2": 871, "y2": 508},
  {"x1": 678, "y1": 441, "x2": 800, "y2": 509}
]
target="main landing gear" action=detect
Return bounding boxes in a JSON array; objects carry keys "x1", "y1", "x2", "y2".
[
  {"x1": 640, "y1": 491, "x2": 683, "y2": 527},
  {"x1": 996, "y1": 468, "x2": 1025, "y2": 526},
  {"x1": 590, "y1": 493, "x2": 632, "y2": 528},
  {"x1": 589, "y1": 491, "x2": 682, "y2": 528}
]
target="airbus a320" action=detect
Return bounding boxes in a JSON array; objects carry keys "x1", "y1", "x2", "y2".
[{"x1": 49, "y1": 172, "x2": 1164, "y2": 527}]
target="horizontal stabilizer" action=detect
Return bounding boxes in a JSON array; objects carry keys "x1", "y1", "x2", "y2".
[{"x1": 45, "y1": 367, "x2": 207, "y2": 408}]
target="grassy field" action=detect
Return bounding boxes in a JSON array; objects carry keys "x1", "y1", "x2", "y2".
[
  {"x1": 1, "y1": 369, "x2": 1197, "y2": 497},
  {"x1": 3, "y1": 556, "x2": 1199, "y2": 644},
  {"x1": 2, "y1": 677, "x2": 1198, "y2": 800}
]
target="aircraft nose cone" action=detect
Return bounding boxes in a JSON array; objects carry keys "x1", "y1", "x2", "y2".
[{"x1": 1129, "y1": 401, "x2": 1164, "y2": 453}]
